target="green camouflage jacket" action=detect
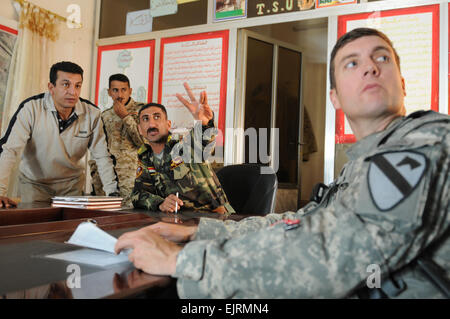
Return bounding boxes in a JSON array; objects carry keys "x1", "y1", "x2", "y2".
[
  {"x1": 131, "y1": 118, "x2": 234, "y2": 214},
  {"x1": 174, "y1": 110, "x2": 449, "y2": 298}
]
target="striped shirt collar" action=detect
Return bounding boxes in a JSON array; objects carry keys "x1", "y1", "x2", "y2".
[{"x1": 44, "y1": 91, "x2": 86, "y2": 116}]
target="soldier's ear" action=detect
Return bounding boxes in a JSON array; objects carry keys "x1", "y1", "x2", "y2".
[
  {"x1": 167, "y1": 120, "x2": 171, "y2": 130},
  {"x1": 330, "y1": 88, "x2": 341, "y2": 111}
]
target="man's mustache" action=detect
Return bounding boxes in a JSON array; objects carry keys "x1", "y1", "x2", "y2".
[{"x1": 147, "y1": 128, "x2": 159, "y2": 134}]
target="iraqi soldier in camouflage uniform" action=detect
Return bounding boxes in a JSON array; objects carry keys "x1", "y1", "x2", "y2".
[
  {"x1": 131, "y1": 82, "x2": 234, "y2": 215},
  {"x1": 89, "y1": 74, "x2": 144, "y2": 207},
  {"x1": 115, "y1": 28, "x2": 449, "y2": 298}
]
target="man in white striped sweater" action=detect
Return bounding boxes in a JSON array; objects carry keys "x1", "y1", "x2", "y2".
[{"x1": 0, "y1": 61, "x2": 119, "y2": 208}]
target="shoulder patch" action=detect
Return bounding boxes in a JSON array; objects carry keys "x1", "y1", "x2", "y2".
[
  {"x1": 136, "y1": 166, "x2": 143, "y2": 178},
  {"x1": 368, "y1": 151, "x2": 428, "y2": 211},
  {"x1": 137, "y1": 144, "x2": 148, "y2": 155}
]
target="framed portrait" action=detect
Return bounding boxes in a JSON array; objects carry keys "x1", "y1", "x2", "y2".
[{"x1": 214, "y1": 0, "x2": 247, "y2": 21}]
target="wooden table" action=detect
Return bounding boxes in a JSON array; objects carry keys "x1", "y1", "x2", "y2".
[{"x1": 0, "y1": 203, "x2": 244, "y2": 299}]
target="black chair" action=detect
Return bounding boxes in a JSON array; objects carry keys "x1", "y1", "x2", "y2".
[{"x1": 216, "y1": 163, "x2": 278, "y2": 215}]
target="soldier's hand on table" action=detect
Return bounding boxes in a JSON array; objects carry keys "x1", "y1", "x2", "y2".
[
  {"x1": 0, "y1": 196, "x2": 17, "y2": 208},
  {"x1": 159, "y1": 194, "x2": 183, "y2": 213},
  {"x1": 146, "y1": 222, "x2": 198, "y2": 243},
  {"x1": 115, "y1": 228, "x2": 181, "y2": 276},
  {"x1": 176, "y1": 82, "x2": 213, "y2": 125}
]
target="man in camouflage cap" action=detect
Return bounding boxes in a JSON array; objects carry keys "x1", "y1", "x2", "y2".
[
  {"x1": 115, "y1": 28, "x2": 449, "y2": 298},
  {"x1": 89, "y1": 74, "x2": 144, "y2": 207},
  {"x1": 131, "y1": 82, "x2": 234, "y2": 215}
]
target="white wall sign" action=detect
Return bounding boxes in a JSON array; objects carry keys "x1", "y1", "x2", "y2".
[
  {"x1": 336, "y1": 5, "x2": 439, "y2": 142},
  {"x1": 158, "y1": 31, "x2": 229, "y2": 145},
  {"x1": 150, "y1": 0, "x2": 178, "y2": 18},
  {"x1": 126, "y1": 9, "x2": 153, "y2": 35}
]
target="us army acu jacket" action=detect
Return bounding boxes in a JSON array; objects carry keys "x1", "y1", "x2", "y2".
[
  {"x1": 89, "y1": 98, "x2": 144, "y2": 206},
  {"x1": 174, "y1": 110, "x2": 449, "y2": 298},
  {"x1": 131, "y1": 118, "x2": 234, "y2": 214}
]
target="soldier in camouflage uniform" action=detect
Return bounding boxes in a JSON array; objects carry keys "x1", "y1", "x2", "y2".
[
  {"x1": 131, "y1": 82, "x2": 234, "y2": 215},
  {"x1": 89, "y1": 74, "x2": 144, "y2": 207},
  {"x1": 115, "y1": 28, "x2": 449, "y2": 298}
]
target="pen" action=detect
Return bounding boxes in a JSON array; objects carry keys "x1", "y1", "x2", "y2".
[{"x1": 175, "y1": 192, "x2": 179, "y2": 214}]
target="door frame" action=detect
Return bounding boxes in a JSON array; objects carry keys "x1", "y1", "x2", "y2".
[{"x1": 235, "y1": 29, "x2": 305, "y2": 197}]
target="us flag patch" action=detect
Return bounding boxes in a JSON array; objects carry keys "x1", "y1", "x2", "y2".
[{"x1": 367, "y1": 151, "x2": 428, "y2": 211}]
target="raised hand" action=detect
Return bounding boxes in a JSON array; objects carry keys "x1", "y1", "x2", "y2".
[{"x1": 175, "y1": 82, "x2": 213, "y2": 125}]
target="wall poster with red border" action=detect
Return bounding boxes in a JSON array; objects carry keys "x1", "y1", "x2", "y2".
[
  {"x1": 158, "y1": 30, "x2": 229, "y2": 146},
  {"x1": 95, "y1": 40, "x2": 155, "y2": 111},
  {"x1": 336, "y1": 4, "x2": 439, "y2": 144}
]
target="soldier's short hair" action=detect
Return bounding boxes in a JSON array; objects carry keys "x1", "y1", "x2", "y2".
[
  {"x1": 138, "y1": 103, "x2": 168, "y2": 121},
  {"x1": 329, "y1": 27, "x2": 401, "y2": 90},
  {"x1": 49, "y1": 61, "x2": 83, "y2": 85},
  {"x1": 109, "y1": 73, "x2": 130, "y2": 88}
]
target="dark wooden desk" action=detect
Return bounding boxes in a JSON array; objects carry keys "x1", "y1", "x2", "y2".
[{"x1": 0, "y1": 203, "x2": 246, "y2": 299}]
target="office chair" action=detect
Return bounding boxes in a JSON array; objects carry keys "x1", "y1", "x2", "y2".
[{"x1": 216, "y1": 163, "x2": 278, "y2": 215}]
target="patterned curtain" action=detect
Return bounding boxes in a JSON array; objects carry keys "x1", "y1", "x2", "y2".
[
  {"x1": 0, "y1": 28, "x2": 17, "y2": 134},
  {"x1": 2, "y1": 1, "x2": 61, "y2": 135}
]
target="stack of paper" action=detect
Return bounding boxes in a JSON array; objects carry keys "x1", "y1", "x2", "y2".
[{"x1": 51, "y1": 196, "x2": 123, "y2": 211}]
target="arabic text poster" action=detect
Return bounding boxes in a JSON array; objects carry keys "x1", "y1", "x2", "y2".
[{"x1": 159, "y1": 31, "x2": 229, "y2": 145}]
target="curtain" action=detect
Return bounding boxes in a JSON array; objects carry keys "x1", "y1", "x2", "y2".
[
  {"x1": 0, "y1": 28, "x2": 17, "y2": 134},
  {"x1": 2, "y1": 1, "x2": 61, "y2": 198}
]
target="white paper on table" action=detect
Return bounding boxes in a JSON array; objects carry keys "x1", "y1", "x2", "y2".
[
  {"x1": 45, "y1": 221, "x2": 131, "y2": 267},
  {"x1": 45, "y1": 249, "x2": 130, "y2": 267},
  {"x1": 66, "y1": 221, "x2": 119, "y2": 253}
]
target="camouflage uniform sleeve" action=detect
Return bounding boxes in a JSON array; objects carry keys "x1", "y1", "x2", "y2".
[
  {"x1": 130, "y1": 167, "x2": 165, "y2": 211},
  {"x1": 193, "y1": 211, "x2": 302, "y2": 240},
  {"x1": 88, "y1": 113, "x2": 119, "y2": 195},
  {"x1": 122, "y1": 112, "x2": 144, "y2": 147},
  {"x1": 88, "y1": 159, "x2": 105, "y2": 196},
  {"x1": 175, "y1": 206, "x2": 386, "y2": 298},
  {"x1": 171, "y1": 118, "x2": 217, "y2": 164},
  {"x1": 193, "y1": 201, "x2": 318, "y2": 240},
  {"x1": 173, "y1": 127, "x2": 450, "y2": 298}
]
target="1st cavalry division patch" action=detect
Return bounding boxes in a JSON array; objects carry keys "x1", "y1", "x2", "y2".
[{"x1": 368, "y1": 151, "x2": 427, "y2": 211}]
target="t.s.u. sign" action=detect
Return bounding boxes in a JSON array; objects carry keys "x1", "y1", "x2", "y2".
[{"x1": 247, "y1": 0, "x2": 315, "y2": 17}]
